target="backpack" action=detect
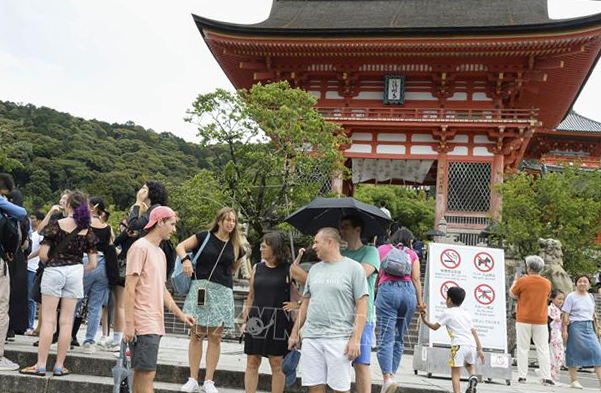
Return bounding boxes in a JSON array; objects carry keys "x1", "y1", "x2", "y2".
[
  {"x1": 381, "y1": 245, "x2": 413, "y2": 277},
  {"x1": 0, "y1": 213, "x2": 27, "y2": 258}
]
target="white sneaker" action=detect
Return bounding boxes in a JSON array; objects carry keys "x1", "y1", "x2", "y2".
[
  {"x1": 180, "y1": 378, "x2": 199, "y2": 392},
  {"x1": 0, "y1": 357, "x2": 19, "y2": 371},
  {"x1": 382, "y1": 379, "x2": 398, "y2": 393},
  {"x1": 101, "y1": 341, "x2": 120, "y2": 352},
  {"x1": 570, "y1": 381, "x2": 584, "y2": 389},
  {"x1": 83, "y1": 342, "x2": 96, "y2": 354},
  {"x1": 202, "y1": 380, "x2": 218, "y2": 393},
  {"x1": 98, "y1": 336, "x2": 108, "y2": 347}
]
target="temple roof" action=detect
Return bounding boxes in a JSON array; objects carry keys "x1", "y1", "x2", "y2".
[
  {"x1": 557, "y1": 111, "x2": 601, "y2": 133},
  {"x1": 193, "y1": 0, "x2": 601, "y2": 37}
]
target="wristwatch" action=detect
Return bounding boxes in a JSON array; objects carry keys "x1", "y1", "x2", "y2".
[{"x1": 182, "y1": 255, "x2": 191, "y2": 263}]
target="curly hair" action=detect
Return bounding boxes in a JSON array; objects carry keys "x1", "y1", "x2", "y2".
[
  {"x1": 0, "y1": 173, "x2": 15, "y2": 192},
  {"x1": 68, "y1": 191, "x2": 91, "y2": 229},
  {"x1": 263, "y1": 232, "x2": 291, "y2": 267},
  {"x1": 146, "y1": 181, "x2": 168, "y2": 206}
]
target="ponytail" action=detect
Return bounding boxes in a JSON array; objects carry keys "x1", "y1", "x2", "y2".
[{"x1": 67, "y1": 191, "x2": 91, "y2": 229}]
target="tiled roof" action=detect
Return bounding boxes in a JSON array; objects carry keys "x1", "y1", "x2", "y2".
[
  {"x1": 252, "y1": 0, "x2": 552, "y2": 30},
  {"x1": 193, "y1": 0, "x2": 601, "y2": 36},
  {"x1": 557, "y1": 111, "x2": 601, "y2": 133}
]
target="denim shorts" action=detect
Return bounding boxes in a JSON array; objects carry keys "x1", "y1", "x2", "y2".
[
  {"x1": 353, "y1": 322, "x2": 374, "y2": 365},
  {"x1": 41, "y1": 265, "x2": 84, "y2": 299}
]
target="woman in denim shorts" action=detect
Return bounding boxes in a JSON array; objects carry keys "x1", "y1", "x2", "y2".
[{"x1": 20, "y1": 191, "x2": 98, "y2": 377}]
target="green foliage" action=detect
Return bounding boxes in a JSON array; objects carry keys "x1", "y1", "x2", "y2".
[
  {"x1": 0, "y1": 101, "x2": 210, "y2": 210},
  {"x1": 493, "y1": 167, "x2": 601, "y2": 274},
  {"x1": 168, "y1": 170, "x2": 231, "y2": 239},
  {"x1": 0, "y1": 129, "x2": 24, "y2": 172},
  {"x1": 353, "y1": 184, "x2": 435, "y2": 237},
  {"x1": 187, "y1": 82, "x2": 349, "y2": 238}
]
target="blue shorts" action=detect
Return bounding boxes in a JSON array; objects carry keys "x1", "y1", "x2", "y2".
[{"x1": 353, "y1": 322, "x2": 374, "y2": 365}]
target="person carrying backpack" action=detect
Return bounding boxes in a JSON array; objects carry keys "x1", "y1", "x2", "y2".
[
  {"x1": 375, "y1": 227, "x2": 424, "y2": 393},
  {"x1": 0, "y1": 173, "x2": 27, "y2": 371}
]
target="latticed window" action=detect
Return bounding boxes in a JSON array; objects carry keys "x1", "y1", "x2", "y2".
[{"x1": 447, "y1": 162, "x2": 491, "y2": 212}]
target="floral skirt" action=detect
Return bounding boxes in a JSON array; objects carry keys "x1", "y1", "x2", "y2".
[
  {"x1": 183, "y1": 279, "x2": 234, "y2": 329},
  {"x1": 565, "y1": 321, "x2": 601, "y2": 368}
]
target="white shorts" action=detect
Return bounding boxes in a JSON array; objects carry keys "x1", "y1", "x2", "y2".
[
  {"x1": 301, "y1": 338, "x2": 352, "y2": 391},
  {"x1": 41, "y1": 265, "x2": 84, "y2": 299},
  {"x1": 449, "y1": 345, "x2": 477, "y2": 367}
]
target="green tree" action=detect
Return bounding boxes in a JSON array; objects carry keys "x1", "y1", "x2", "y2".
[
  {"x1": 353, "y1": 184, "x2": 435, "y2": 237},
  {"x1": 169, "y1": 170, "x2": 231, "y2": 239},
  {"x1": 0, "y1": 100, "x2": 209, "y2": 210},
  {"x1": 187, "y1": 82, "x2": 348, "y2": 238},
  {"x1": 493, "y1": 167, "x2": 601, "y2": 274},
  {"x1": 0, "y1": 129, "x2": 23, "y2": 172}
]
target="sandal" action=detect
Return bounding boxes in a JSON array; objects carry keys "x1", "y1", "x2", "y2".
[
  {"x1": 52, "y1": 367, "x2": 69, "y2": 377},
  {"x1": 19, "y1": 365, "x2": 46, "y2": 376}
]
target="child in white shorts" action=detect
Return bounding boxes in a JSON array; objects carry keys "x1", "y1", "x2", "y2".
[{"x1": 420, "y1": 286, "x2": 485, "y2": 393}]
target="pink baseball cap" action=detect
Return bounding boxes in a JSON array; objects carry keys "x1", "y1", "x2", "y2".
[{"x1": 144, "y1": 206, "x2": 176, "y2": 230}]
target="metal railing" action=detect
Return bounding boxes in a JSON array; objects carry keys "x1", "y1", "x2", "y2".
[{"x1": 317, "y1": 107, "x2": 538, "y2": 123}]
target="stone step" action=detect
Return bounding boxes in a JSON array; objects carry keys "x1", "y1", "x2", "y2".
[
  {"x1": 3, "y1": 346, "x2": 273, "y2": 390},
  {"x1": 2, "y1": 346, "x2": 444, "y2": 393},
  {"x1": 0, "y1": 371, "x2": 253, "y2": 393}
]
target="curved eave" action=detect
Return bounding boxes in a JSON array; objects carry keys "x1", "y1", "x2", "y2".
[{"x1": 192, "y1": 12, "x2": 601, "y2": 38}]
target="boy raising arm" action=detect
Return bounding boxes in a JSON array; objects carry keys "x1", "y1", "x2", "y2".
[{"x1": 420, "y1": 287, "x2": 484, "y2": 393}]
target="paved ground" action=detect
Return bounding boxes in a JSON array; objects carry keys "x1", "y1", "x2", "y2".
[{"x1": 4, "y1": 333, "x2": 601, "y2": 392}]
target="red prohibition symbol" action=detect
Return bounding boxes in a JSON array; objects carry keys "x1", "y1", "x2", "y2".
[
  {"x1": 474, "y1": 252, "x2": 495, "y2": 273},
  {"x1": 440, "y1": 280, "x2": 459, "y2": 299},
  {"x1": 474, "y1": 284, "x2": 495, "y2": 305},
  {"x1": 440, "y1": 249, "x2": 461, "y2": 269}
]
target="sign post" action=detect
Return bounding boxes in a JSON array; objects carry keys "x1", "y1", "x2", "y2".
[{"x1": 413, "y1": 243, "x2": 512, "y2": 385}]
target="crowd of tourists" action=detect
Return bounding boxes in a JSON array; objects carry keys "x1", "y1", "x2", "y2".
[{"x1": 1, "y1": 172, "x2": 601, "y2": 393}]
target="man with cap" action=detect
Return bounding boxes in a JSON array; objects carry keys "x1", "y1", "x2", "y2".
[{"x1": 123, "y1": 206, "x2": 194, "y2": 393}]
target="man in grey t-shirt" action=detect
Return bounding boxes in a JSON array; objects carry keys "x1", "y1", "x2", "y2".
[{"x1": 288, "y1": 227, "x2": 368, "y2": 393}]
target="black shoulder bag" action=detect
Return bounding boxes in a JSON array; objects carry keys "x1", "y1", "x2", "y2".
[{"x1": 31, "y1": 227, "x2": 81, "y2": 303}]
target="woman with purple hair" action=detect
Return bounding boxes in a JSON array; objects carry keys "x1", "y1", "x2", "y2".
[{"x1": 20, "y1": 191, "x2": 98, "y2": 377}]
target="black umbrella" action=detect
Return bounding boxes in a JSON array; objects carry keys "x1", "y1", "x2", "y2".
[
  {"x1": 285, "y1": 197, "x2": 391, "y2": 238},
  {"x1": 425, "y1": 228, "x2": 445, "y2": 237}
]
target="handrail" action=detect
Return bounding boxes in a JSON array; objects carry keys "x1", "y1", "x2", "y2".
[{"x1": 316, "y1": 107, "x2": 538, "y2": 122}]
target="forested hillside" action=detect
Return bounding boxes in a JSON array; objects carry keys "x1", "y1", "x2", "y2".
[{"x1": 0, "y1": 100, "x2": 210, "y2": 209}]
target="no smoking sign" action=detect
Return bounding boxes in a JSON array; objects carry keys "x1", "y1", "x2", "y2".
[
  {"x1": 440, "y1": 249, "x2": 461, "y2": 269},
  {"x1": 440, "y1": 280, "x2": 459, "y2": 299}
]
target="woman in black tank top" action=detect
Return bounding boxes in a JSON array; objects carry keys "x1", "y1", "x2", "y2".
[{"x1": 242, "y1": 232, "x2": 307, "y2": 393}]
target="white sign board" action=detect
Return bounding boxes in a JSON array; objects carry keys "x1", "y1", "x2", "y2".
[{"x1": 427, "y1": 243, "x2": 507, "y2": 352}]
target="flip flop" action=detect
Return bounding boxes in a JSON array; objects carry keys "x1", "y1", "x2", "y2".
[
  {"x1": 19, "y1": 365, "x2": 46, "y2": 376},
  {"x1": 52, "y1": 367, "x2": 69, "y2": 377}
]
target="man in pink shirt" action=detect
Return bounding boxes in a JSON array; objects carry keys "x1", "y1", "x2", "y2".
[{"x1": 124, "y1": 206, "x2": 194, "y2": 393}]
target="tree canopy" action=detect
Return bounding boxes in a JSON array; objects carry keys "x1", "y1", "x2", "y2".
[
  {"x1": 186, "y1": 82, "x2": 348, "y2": 237},
  {"x1": 0, "y1": 100, "x2": 212, "y2": 210},
  {"x1": 353, "y1": 184, "x2": 435, "y2": 238},
  {"x1": 493, "y1": 166, "x2": 601, "y2": 274}
]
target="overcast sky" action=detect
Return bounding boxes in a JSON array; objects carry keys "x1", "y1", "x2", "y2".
[{"x1": 1, "y1": 0, "x2": 601, "y2": 142}]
